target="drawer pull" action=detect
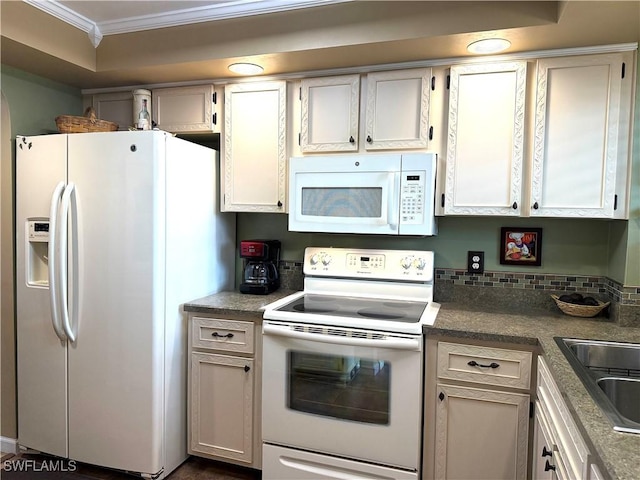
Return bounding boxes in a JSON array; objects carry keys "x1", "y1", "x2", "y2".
[
  {"x1": 244, "y1": 365, "x2": 251, "y2": 373},
  {"x1": 544, "y1": 460, "x2": 556, "y2": 472},
  {"x1": 211, "y1": 332, "x2": 234, "y2": 339},
  {"x1": 468, "y1": 360, "x2": 500, "y2": 369},
  {"x1": 542, "y1": 446, "x2": 553, "y2": 457}
]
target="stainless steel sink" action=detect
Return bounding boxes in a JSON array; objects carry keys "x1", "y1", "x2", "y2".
[{"x1": 554, "y1": 337, "x2": 640, "y2": 434}]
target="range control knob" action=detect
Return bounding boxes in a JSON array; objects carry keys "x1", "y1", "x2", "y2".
[
  {"x1": 321, "y1": 254, "x2": 332, "y2": 266},
  {"x1": 414, "y1": 257, "x2": 426, "y2": 270},
  {"x1": 401, "y1": 256, "x2": 413, "y2": 269},
  {"x1": 309, "y1": 254, "x2": 320, "y2": 265}
]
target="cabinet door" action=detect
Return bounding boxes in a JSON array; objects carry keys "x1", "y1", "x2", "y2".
[
  {"x1": 434, "y1": 384, "x2": 530, "y2": 480},
  {"x1": 91, "y1": 92, "x2": 133, "y2": 130},
  {"x1": 531, "y1": 54, "x2": 623, "y2": 218},
  {"x1": 444, "y1": 61, "x2": 527, "y2": 215},
  {"x1": 300, "y1": 75, "x2": 360, "y2": 152},
  {"x1": 153, "y1": 85, "x2": 219, "y2": 133},
  {"x1": 223, "y1": 81, "x2": 287, "y2": 212},
  {"x1": 190, "y1": 352, "x2": 254, "y2": 464},
  {"x1": 532, "y1": 404, "x2": 558, "y2": 480},
  {"x1": 364, "y1": 68, "x2": 431, "y2": 150}
]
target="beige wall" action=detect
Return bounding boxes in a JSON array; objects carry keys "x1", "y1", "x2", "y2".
[{"x1": 1, "y1": 91, "x2": 16, "y2": 441}]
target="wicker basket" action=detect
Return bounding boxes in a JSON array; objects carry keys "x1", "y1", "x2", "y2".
[
  {"x1": 55, "y1": 107, "x2": 118, "y2": 133},
  {"x1": 551, "y1": 295, "x2": 610, "y2": 318}
]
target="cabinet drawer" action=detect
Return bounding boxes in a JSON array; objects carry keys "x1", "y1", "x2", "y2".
[
  {"x1": 191, "y1": 317, "x2": 254, "y2": 354},
  {"x1": 437, "y1": 342, "x2": 532, "y2": 389}
]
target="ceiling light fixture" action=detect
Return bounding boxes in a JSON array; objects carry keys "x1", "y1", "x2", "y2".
[
  {"x1": 467, "y1": 38, "x2": 511, "y2": 55},
  {"x1": 228, "y1": 63, "x2": 264, "y2": 75}
]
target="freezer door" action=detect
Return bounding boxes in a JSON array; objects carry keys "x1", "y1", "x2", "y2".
[
  {"x1": 16, "y1": 134, "x2": 69, "y2": 457},
  {"x1": 66, "y1": 132, "x2": 165, "y2": 475}
]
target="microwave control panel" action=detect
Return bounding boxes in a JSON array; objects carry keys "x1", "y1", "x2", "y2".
[{"x1": 400, "y1": 171, "x2": 425, "y2": 225}]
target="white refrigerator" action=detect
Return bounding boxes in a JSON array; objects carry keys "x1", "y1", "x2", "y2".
[{"x1": 16, "y1": 130, "x2": 235, "y2": 478}]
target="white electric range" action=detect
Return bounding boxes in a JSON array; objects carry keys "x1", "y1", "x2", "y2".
[{"x1": 261, "y1": 247, "x2": 440, "y2": 479}]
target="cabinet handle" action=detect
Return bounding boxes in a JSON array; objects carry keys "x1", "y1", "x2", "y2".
[
  {"x1": 212, "y1": 112, "x2": 217, "y2": 125},
  {"x1": 366, "y1": 135, "x2": 373, "y2": 143},
  {"x1": 277, "y1": 200, "x2": 283, "y2": 208},
  {"x1": 468, "y1": 360, "x2": 500, "y2": 369},
  {"x1": 512, "y1": 202, "x2": 518, "y2": 210},
  {"x1": 212, "y1": 332, "x2": 234, "y2": 339},
  {"x1": 429, "y1": 126, "x2": 434, "y2": 140},
  {"x1": 542, "y1": 446, "x2": 553, "y2": 458},
  {"x1": 244, "y1": 365, "x2": 251, "y2": 373},
  {"x1": 349, "y1": 136, "x2": 355, "y2": 144},
  {"x1": 533, "y1": 202, "x2": 539, "y2": 210},
  {"x1": 438, "y1": 392, "x2": 445, "y2": 401},
  {"x1": 441, "y1": 193, "x2": 445, "y2": 208},
  {"x1": 544, "y1": 460, "x2": 556, "y2": 472}
]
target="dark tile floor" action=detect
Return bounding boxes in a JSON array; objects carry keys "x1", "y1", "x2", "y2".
[{"x1": 1, "y1": 453, "x2": 261, "y2": 480}]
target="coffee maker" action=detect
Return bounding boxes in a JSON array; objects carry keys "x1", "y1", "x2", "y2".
[{"x1": 239, "y1": 240, "x2": 281, "y2": 294}]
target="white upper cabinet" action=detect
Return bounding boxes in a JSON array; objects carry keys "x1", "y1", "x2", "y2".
[
  {"x1": 299, "y1": 68, "x2": 431, "y2": 152},
  {"x1": 530, "y1": 53, "x2": 624, "y2": 218},
  {"x1": 364, "y1": 68, "x2": 431, "y2": 150},
  {"x1": 444, "y1": 61, "x2": 527, "y2": 215},
  {"x1": 152, "y1": 85, "x2": 220, "y2": 133},
  {"x1": 300, "y1": 75, "x2": 360, "y2": 152},
  {"x1": 89, "y1": 91, "x2": 133, "y2": 130},
  {"x1": 222, "y1": 81, "x2": 287, "y2": 213}
]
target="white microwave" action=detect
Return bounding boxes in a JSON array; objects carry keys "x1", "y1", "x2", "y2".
[{"x1": 288, "y1": 153, "x2": 437, "y2": 236}]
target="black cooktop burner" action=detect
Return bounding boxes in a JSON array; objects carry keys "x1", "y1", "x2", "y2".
[
  {"x1": 276, "y1": 294, "x2": 427, "y2": 324},
  {"x1": 292, "y1": 304, "x2": 336, "y2": 314},
  {"x1": 357, "y1": 308, "x2": 407, "y2": 320}
]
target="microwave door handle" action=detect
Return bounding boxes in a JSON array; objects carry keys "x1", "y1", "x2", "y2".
[{"x1": 388, "y1": 172, "x2": 400, "y2": 231}]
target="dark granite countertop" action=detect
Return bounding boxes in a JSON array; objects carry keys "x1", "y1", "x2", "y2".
[
  {"x1": 183, "y1": 291, "x2": 640, "y2": 479},
  {"x1": 184, "y1": 289, "x2": 297, "y2": 320}
]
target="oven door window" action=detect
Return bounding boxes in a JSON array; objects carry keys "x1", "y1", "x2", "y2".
[{"x1": 287, "y1": 351, "x2": 390, "y2": 425}]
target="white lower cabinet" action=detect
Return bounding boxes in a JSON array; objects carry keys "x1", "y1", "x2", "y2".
[
  {"x1": 430, "y1": 341, "x2": 533, "y2": 480},
  {"x1": 535, "y1": 357, "x2": 593, "y2": 480},
  {"x1": 188, "y1": 315, "x2": 261, "y2": 469}
]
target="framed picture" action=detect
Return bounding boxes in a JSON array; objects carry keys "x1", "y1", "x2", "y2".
[{"x1": 500, "y1": 227, "x2": 542, "y2": 266}]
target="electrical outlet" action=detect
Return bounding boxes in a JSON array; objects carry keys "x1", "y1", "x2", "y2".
[{"x1": 467, "y1": 251, "x2": 484, "y2": 274}]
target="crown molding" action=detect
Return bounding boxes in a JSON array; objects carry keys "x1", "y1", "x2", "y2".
[{"x1": 24, "y1": 0, "x2": 352, "y2": 42}]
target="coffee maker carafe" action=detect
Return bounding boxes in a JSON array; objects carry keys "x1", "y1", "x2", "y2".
[{"x1": 239, "y1": 240, "x2": 281, "y2": 295}]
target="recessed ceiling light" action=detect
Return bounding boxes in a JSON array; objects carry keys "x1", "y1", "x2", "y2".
[
  {"x1": 467, "y1": 38, "x2": 511, "y2": 55},
  {"x1": 228, "y1": 63, "x2": 264, "y2": 75}
]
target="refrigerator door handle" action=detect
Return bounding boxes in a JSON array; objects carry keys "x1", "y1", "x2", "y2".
[
  {"x1": 59, "y1": 182, "x2": 76, "y2": 342},
  {"x1": 48, "y1": 181, "x2": 66, "y2": 341}
]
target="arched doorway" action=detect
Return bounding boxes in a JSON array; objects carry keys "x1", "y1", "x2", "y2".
[{"x1": 1, "y1": 90, "x2": 17, "y2": 451}]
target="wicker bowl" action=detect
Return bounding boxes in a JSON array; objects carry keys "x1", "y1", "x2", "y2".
[
  {"x1": 551, "y1": 295, "x2": 610, "y2": 318},
  {"x1": 55, "y1": 107, "x2": 118, "y2": 133}
]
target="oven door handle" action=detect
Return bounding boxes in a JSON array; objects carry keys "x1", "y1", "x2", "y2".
[{"x1": 263, "y1": 322, "x2": 421, "y2": 351}]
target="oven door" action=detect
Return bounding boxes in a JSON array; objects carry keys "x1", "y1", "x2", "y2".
[{"x1": 262, "y1": 320, "x2": 423, "y2": 471}]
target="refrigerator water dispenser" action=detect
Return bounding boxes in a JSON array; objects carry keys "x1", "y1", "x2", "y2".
[{"x1": 26, "y1": 220, "x2": 49, "y2": 287}]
